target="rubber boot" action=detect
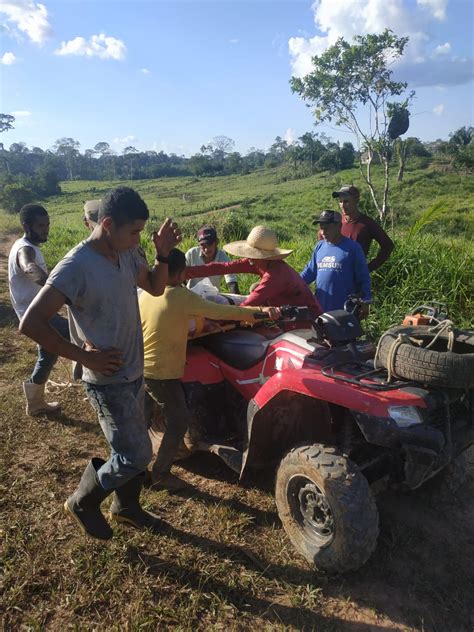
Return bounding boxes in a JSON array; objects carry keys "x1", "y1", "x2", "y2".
[
  {"x1": 64, "y1": 458, "x2": 113, "y2": 541},
  {"x1": 109, "y1": 472, "x2": 164, "y2": 533},
  {"x1": 23, "y1": 381, "x2": 61, "y2": 416}
]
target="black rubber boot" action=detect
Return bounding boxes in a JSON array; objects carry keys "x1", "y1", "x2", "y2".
[
  {"x1": 64, "y1": 458, "x2": 113, "y2": 541},
  {"x1": 109, "y1": 472, "x2": 164, "y2": 533}
]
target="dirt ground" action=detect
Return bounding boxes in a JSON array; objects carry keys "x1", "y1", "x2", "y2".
[{"x1": 1, "y1": 230, "x2": 473, "y2": 631}]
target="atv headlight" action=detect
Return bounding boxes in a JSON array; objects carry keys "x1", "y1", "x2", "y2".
[{"x1": 388, "y1": 406, "x2": 423, "y2": 428}]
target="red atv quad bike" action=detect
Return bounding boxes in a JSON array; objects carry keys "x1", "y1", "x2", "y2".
[{"x1": 154, "y1": 299, "x2": 474, "y2": 573}]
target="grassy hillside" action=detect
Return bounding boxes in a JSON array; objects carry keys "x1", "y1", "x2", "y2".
[{"x1": 1, "y1": 161, "x2": 473, "y2": 335}]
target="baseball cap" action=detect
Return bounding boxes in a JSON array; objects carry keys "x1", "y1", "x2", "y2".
[
  {"x1": 312, "y1": 210, "x2": 342, "y2": 225},
  {"x1": 332, "y1": 185, "x2": 360, "y2": 199},
  {"x1": 83, "y1": 199, "x2": 102, "y2": 223},
  {"x1": 197, "y1": 226, "x2": 217, "y2": 245}
]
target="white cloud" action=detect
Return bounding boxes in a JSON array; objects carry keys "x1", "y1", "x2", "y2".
[
  {"x1": 55, "y1": 33, "x2": 126, "y2": 60},
  {"x1": 113, "y1": 135, "x2": 136, "y2": 146},
  {"x1": 140, "y1": 67, "x2": 150, "y2": 74},
  {"x1": 1, "y1": 51, "x2": 16, "y2": 64},
  {"x1": 0, "y1": 0, "x2": 53, "y2": 44},
  {"x1": 433, "y1": 42, "x2": 451, "y2": 56},
  {"x1": 284, "y1": 128, "x2": 297, "y2": 145},
  {"x1": 433, "y1": 104, "x2": 445, "y2": 115},
  {"x1": 12, "y1": 109, "x2": 31, "y2": 117},
  {"x1": 417, "y1": 0, "x2": 448, "y2": 21},
  {"x1": 150, "y1": 140, "x2": 188, "y2": 155},
  {"x1": 288, "y1": 0, "x2": 473, "y2": 88},
  {"x1": 229, "y1": 38, "x2": 239, "y2": 44},
  {"x1": 288, "y1": 35, "x2": 329, "y2": 77}
]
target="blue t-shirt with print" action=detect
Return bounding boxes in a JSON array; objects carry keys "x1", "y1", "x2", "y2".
[{"x1": 301, "y1": 237, "x2": 371, "y2": 312}]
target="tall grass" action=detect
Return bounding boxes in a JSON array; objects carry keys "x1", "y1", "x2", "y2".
[{"x1": 3, "y1": 162, "x2": 472, "y2": 338}]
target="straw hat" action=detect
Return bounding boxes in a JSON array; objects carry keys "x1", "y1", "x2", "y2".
[{"x1": 223, "y1": 225, "x2": 293, "y2": 260}]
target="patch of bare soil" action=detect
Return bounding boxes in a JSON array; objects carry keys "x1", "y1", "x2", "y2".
[{"x1": 1, "y1": 234, "x2": 473, "y2": 631}]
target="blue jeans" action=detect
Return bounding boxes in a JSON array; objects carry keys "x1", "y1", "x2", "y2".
[
  {"x1": 84, "y1": 377, "x2": 152, "y2": 490},
  {"x1": 31, "y1": 314, "x2": 70, "y2": 384}
]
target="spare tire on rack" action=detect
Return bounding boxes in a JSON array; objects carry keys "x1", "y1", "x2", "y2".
[{"x1": 375, "y1": 325, "x2": 474, "y2": 388}]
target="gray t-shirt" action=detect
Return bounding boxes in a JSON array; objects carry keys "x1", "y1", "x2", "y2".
[{"x1": 47, "y1": 241, "x2": 144, "y2": 385}]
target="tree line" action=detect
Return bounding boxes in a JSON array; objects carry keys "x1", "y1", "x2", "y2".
[{"x1": 0, "y1": 110, "x2": 472, "y2": 215}]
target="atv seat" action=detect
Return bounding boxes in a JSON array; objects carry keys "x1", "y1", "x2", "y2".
[{"x1": 200, "y1": 330, "x2": 269, "y2": 370}]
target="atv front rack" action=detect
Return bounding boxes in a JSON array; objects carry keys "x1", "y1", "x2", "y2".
[{"x1": 321, "y1": 362, "x2": 413, "y2": 391}]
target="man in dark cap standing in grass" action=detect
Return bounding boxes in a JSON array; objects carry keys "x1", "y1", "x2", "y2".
[
  {"x1": 301, "y1": 210, "x2": 371, "y2": 318},
  {"x1": 332, "y1": 185, "x2": 394, "y2": 272}
]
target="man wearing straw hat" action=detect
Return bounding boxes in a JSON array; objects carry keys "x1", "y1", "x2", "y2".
[{"x1": 186, "y1": 225, "x2": 321, "y2": 314}]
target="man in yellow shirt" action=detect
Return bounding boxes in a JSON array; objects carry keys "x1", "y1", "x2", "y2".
[{"x1": 139, "y1": 248, "x2": 278, "y2": 490}]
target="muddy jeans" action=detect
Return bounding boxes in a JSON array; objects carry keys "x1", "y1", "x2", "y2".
[
  {"x1": 84, "y1": 377, "x2": 152, "y2": 490},
  {"x1": 30, "y1": 314, "x2": 70, "y2": 384},
  {"x1": 145, "y1": 378, "x2": 190, "y2": 475}
]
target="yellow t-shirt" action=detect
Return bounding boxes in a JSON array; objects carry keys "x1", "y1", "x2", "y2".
[{"x1": 140, "y1": 285, "x2": 259, "y2": 380}]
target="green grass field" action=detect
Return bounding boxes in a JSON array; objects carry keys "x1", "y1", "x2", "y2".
[{"x1": 2, "y1": 161, "x2": 472, "y2": 335}]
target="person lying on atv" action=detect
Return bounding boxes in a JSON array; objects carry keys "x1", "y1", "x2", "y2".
[
  {"x1": 139, "y1": 248, "x2": 279, "y2": 491},
  {"x1": 185, "y1": 225, "x2": 322, "y2": 316}
]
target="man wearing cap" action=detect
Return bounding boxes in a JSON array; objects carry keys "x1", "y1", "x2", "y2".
[
  {"x1": 83, "y1": 199, "x2": 100, "y2": 230},
  {"x1": 186, "y1": 225, "x2": 321, "y2": 314},
  {"x1": 185, "y1": 226, "x2": 240, "y2": 294},
  {"x1": 332, "y1": 186, "x2": 394, "y2": 272},
  {"x1": 301, "y1": 210, "x2": 371, "y2": 316}
]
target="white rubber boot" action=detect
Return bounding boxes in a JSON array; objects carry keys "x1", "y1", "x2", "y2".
[{"x1": 23, "y1": 381, "x2": 61, "y2": 416}]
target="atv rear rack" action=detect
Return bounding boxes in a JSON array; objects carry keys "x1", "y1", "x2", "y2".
[{"x1": 321, "y1": 362, "x2": 412, "y2": 391}]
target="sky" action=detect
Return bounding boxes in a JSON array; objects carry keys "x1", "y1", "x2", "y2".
[{"x1": 0, "y1": 0, "x2": 473, "y2": 156}]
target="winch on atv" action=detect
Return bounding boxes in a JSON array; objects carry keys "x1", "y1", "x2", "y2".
[{"x1": 147, "y1": 298, "x2": 474, "y2": 573}]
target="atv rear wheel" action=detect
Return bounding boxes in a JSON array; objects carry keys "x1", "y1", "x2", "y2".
[{"x1": 275, "y1": 444, "x2": 379, "y2": 572}]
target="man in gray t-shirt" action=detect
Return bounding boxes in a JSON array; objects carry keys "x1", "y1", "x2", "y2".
[
  {"x1": 20, "y1": 186, "x2": 181, "y2": 542},
  {"x1": 49, "y1": 244, "x2": 144, "y2": 385}
]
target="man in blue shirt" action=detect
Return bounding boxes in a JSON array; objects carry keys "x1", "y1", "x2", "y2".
[{"x1": 301, "y1": 210, "x2": 371, "y2": 316}]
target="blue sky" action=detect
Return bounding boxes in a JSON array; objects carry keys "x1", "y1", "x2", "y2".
[{"x1": 1, "y1": 0, "x2": 473, "y2": 156}]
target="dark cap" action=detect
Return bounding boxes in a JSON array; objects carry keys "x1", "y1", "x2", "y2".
[
  {"x1": 312, "y1": 210, "x2": 342, "y2": 225},
  {"x1": 332, "y1": 185, "x2": 360, "y2": 199},
  {"x1": 197, "y1": 226, "x2": 217, "y2": 245}
]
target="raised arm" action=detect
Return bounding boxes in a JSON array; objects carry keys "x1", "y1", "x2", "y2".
[
  {"x1": 17, "y1": 246, "x2": 48, "y2": 286},
  {"x1": 185, "y1": 258, "x2": 255, "y2": 280},
  {"x1": 137, "y1": 218, "x2": 182, "y2": 296},
  {"x1": 20, "y1": 285, "x2": 123, "y2": 376}
]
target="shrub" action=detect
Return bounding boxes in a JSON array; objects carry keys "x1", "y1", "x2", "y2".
[{"x1": 0, "y1": 182, "x2": 35, "y2": 213}]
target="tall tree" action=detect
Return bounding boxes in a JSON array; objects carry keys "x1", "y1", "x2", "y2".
[
  {"x1": 94, "y1": 141, "x2": 111, "y2": 158},
  {"x1": 0, "y1": 113, "x2": 15, "y2": 133},
  {"x1": 123, "y1": 146, "x2": 139, "y2": 179},
  {"x1": 291, "y1": 29, "x2": 414, "y2": 224},
  {"x1": 53, "y1": 137, "x2": 81, "y2": 180}
]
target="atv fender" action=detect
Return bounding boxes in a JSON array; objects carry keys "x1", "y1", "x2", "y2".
[
  {"x1": 241, "y1": 370, "x2": 340, "y2": 475},
  {"x1": 240, "y1": 369, "x2": 429, "y2": 477},
  {"x1": 252, "y1": 368, "x2": 426, "y2": 416}
]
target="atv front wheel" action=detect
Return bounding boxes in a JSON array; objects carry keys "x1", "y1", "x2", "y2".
[{"x1": 275, "y1": 444, "x2": 379, "y2": 572}]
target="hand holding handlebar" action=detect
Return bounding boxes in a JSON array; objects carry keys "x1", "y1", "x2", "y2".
[{"x1": 253, "y1": 306, "x2": 281, "y2": 320}]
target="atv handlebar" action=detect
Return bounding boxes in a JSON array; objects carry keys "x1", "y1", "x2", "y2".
[{"x1": 279, "y1": 306, "x2": 312, "y2": 320}]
